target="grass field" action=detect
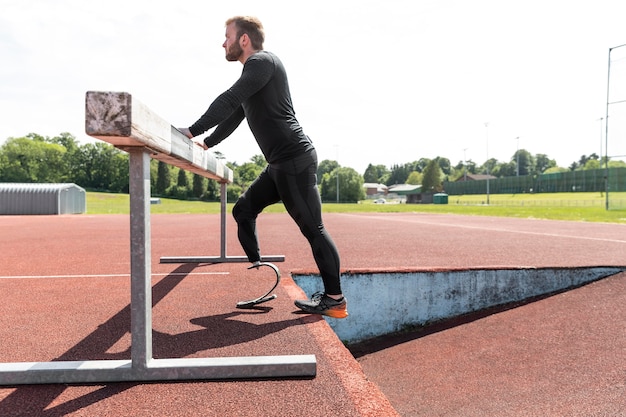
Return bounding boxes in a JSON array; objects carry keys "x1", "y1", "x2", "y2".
[{"x1": 86, "y1": 191, "x2": 626, "y2": 224}]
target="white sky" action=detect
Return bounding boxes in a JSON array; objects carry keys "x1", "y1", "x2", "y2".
[{"x1": 2, "y1": 0, "x2": 626, "y2": 174}]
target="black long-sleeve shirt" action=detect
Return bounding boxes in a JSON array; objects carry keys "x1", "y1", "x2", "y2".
[{"x1": 189, "y1": 51, "x2": 314, "y2": 164}]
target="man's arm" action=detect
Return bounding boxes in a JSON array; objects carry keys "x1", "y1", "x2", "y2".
[
  {"x1": 187, "y1": 55, "x2": 274, "y2": 137},
  {"x1": 204, "y1": 106, "x2": 245, "y2": 148}
]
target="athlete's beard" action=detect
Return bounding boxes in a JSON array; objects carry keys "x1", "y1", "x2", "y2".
[{"x1": 225, "y1": 38, "x2": 243, "y2": 62}]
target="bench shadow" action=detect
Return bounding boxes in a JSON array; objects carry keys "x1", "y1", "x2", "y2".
[
  {"x1": 154, "y1": 311, "x2": 305, "y2": 358},
  {"x1": 0, "y1": 263, "x2": 306, "y2": 417}
]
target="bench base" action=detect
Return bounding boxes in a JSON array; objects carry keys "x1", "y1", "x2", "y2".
[
  {"x1": 160, "y1": 255, "x2": 285, "y2": 264},
  {"x1": 0, "y1": 355, "x2": 316, "y2": 385}
]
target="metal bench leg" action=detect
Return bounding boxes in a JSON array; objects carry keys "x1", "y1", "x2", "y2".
[{"x1": 160, "y1": 181, "x2": 285, "y2": 264}]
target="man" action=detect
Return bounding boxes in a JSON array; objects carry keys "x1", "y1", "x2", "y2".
[{"x1": 179, "y1": 16, "x2": 347, "y2": 319}]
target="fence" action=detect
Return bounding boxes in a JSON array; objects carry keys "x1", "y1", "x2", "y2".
[
  {"x1": 444, "y1": 167, "x2": 626, "y2": 195},
  {"x1": 449, "y1": 198, "x2": 626, "y2": 209}
]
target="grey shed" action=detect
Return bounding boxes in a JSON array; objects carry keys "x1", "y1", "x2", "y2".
[{"x1": 0, "y1": 183, "x2": 86, "y2": 215}]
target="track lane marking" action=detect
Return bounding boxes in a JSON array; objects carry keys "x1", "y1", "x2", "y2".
[
  {"x1": 342, "y1": 213, "x2": 626, "y2": 244},
  {"x1": 0, "y1": 272, "x2": 229, "y2": 279}
]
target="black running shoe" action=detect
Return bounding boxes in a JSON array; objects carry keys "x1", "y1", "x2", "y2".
[{"x1": 295, "y1": 292, "x2": 348, "y2": 319}]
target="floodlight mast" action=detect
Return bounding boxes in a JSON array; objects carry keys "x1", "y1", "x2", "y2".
[
  {"x1": 484, "y1": 122, "x2": 490, "y2": 205},
  {"x1": 604, "y1": 43, "x2": 626, "y2": 211}
]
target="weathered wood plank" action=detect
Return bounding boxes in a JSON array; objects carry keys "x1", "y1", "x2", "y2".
[{"x1": 85, "y1": 91, "x2": 232, "y2": 183}]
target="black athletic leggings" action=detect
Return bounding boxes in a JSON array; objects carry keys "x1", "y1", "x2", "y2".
[{"x1": 232, "y1": 149, "x2": 342, "y2": 295}]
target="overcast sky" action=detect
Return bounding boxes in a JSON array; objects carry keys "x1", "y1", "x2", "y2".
[{"x1": 2, "y1": 0, "x2": 626, "y2": 174}]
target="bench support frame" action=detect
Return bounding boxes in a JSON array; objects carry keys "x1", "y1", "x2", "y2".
[{"x1": 0, "y1": 94, "x2": 313, "y2": 385}]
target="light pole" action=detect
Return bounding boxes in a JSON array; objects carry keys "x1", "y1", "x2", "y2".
[
  {"x1": 336, "y1": 171, "x2": 339, "y2": 203},
  {"x1": 484, "y1": 122, "x2": 490, "y2": 205},
  {"x1": 597, "y1": 118, "x2": 603, "y2": 163},
  {"x1": 604, "y1": 43, "x2": 626, "y2": 210},
  {"x1": 335, "y1": 145, "x2": 340, "y2": 203},
  {"x1": 515, "y1": 136, "x2": 520, "y2": 177}
]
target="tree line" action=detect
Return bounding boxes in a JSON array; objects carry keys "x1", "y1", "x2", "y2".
[
  {"x1": 1, "y1": 133, "x2": 625, "y2": 202},
  {"x1": 363, "y1": 151, "x2": 625, "y2": 189}
]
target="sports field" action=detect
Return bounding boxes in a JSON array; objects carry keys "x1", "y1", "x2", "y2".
[{"x1": 87, "y1": 191, "x2": 626, "y2": 223}]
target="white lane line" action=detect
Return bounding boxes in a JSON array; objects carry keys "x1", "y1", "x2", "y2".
[
  {"x1": 344, "y1": 214, "x2": 626, "y2": 244},
  {"x1": 0, "y1": 272, "x2": 230, "y2": 279}
]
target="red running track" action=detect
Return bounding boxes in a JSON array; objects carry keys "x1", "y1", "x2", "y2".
[{"x1": 0, "y1": 212, "x2": 624, "y2": 416}]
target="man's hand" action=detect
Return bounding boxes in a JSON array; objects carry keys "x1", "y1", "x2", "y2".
[
  {"x1": 178, "y1": 127, "x2": 207, "y2": 150},
  {"x1": 196, "y1": 140, "x2": 209, "y2": 150},
  {"x1": 178, "y1": 127, "x2": 193, "y2": 139}
]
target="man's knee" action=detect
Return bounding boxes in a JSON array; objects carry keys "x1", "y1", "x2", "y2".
[
  {"x1": 232, "y1": 198, "x2": 244, "y2": 222},
  {"x1": 232, "y1": 196, "x2": 254, "y2": 223}
]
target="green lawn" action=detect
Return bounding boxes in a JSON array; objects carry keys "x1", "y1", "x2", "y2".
[{"x1": 86, "y1": 191, "x2": 626, "y2": 224}]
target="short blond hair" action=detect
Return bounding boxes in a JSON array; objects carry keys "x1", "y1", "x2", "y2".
[{"x1": 226, "y1": 16, "x2": 265, "y2": 50}]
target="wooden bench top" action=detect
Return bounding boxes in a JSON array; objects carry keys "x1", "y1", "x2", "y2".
[{"x1": 85, "y1": 91, "x2": 232, "y2": 183}]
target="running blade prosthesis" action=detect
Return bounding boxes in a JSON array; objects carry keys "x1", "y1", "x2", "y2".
[{"x1": 236, "y1": 262, "x2": 281, "y2": 308}]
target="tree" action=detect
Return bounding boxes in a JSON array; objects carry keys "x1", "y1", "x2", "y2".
[
  {"x1": 192, "y1": 173, "x2": 206, "y2": 198},
  {"x1": 165, "y1": 168, "x2": 191, "y2": 199},
  {"x1": 107, "y1": 151, "x2": 129, "y2": 193},
  {"x1": 608, "y1": 159, "x2": 626, "y2": 168},
  {"x1": 250, "y1": 154, "x2": 267, "y2": 167},
  {"x1": 156, "y1": 161, "x2": 170, "y2": 195},
  {"x1": 421, "y1": 159, "x2": 443, "y2": 193},
  {"x1": 467, "y1": 160, "x2": 477, "y2": 174},
  {"x1": 69, "y1": 142, "x2": 124, "y2": 190},
  {"x1": 204, "y1": 179, "x2": 219, "y2": 201},
  {"x1": 436, "y1": 157, "x2": 452, "y2": 175},
  {"x1": 226, "y1": 184, "x2": 242, "y2": 203},
  {"x1": 227, "y1": 161, "x2": 240, "y2": 186},
  {"x1": 512, "y1": 149, "x2": 534, "y2": 176},
  {"x1": 319, "y1": 167, "x2": 365, "y2": 203},
  {"x1": 479, "y1": 158, "x2": 499, "y2": 176},
  {"x1": 493, "y1": 161, "x2": 516, "y2": 177},
  {"x1": 0, "y1": 136, "x2": 70, "y2": 183},
  {"x1": 415, "y1": 158, "x2": 431, "y2": 173},
  {"x1": 544, "y1": 166, "x2": 569, "y2": 174},
  {"x1": 98, "y1": 144, "x2": 126, "y2": 191},
  {"x1": 574, "y1": 154, "x2": 594, "y2": 170},
  {"x1": 453, "y1": 159, "x2": 477, "y2": 180},
  {"x1": 177, "y1": 168, "x2": 188, "y2": 187},
  {"x1": 0, "y1": 133, "x2": 131, "y2": 190},
  {"x1": 50, "y1": 132, "x2": 79, "y2": 153},
  {"x1": 534, "y1": 154, "x2": 556, "y2": 174},
  {"x1": 225, "y1": 155, "x2": 267, "y2": 199},
  {"x1": 363, "y1": 164, "x2": 389, "y2": 183},
  {"x1": 317, "y1": 159, "x2": 339, "y2": 183},
  {"x1": 237, "y1": 162, "x2": 263, "y2": 190},
  {"x1": 386, "y1": 163, "x2": 411, "y2": 185},
  {"x1": 406, "y1": 171, "x2": 422, "y2": 185},
  {"x1": 583, "y1": 159, "x2": 601, "y2": 170}
]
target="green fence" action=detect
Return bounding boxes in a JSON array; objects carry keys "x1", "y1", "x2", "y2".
[{"x1": 443, "y1": 168, "x2": 626, "y2": 195}]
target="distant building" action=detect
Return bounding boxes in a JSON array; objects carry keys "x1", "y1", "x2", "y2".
[
  {"x1": 388, "y1": 184, "x2": 422, "y2": 204},
  {"x1": 0, "y1": 183, "x2": 86, "y2": 215},
  {"x1": 363, "y1": 183, "x2": 388, "y2": 196}
]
